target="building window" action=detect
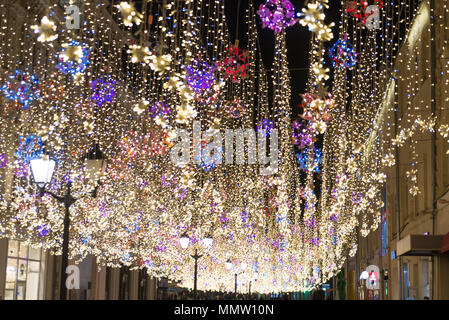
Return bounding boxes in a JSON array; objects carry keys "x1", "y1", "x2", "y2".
[
  {"x1": 421, "y1": 259, "x2": 430, "y2": 299},
  {"x1": 403, "y1": 263, "x2": 411, "y2": 300},
  {"x1": 5, "y1": 240, "x2": 43, "y2": 300},
  {"x1": 119, "y1": 267, "x2": 130, "y2": 300}
]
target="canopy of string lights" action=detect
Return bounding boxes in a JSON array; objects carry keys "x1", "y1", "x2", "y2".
[{"x1": 0, "y1": 0, "x2": 447, "y2": 294}]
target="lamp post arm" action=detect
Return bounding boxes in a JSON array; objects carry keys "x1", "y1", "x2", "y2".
[
  {"x1": 42, "y1": 184, "x2": 77, "y2": 207},
  {"x1": 44, "y1": 190, "x2": 65, "y2": 204},
  {"x1": 190, "y1": 253, "x2": 203, "y2": 260}
]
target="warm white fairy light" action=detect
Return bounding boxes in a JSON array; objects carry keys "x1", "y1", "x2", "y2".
[
  {"x1": 0, "y1": 0, "x2": 446, "y2": 295},
  {"x1": 31, "y1": 16, "x2": 58, "y2": 43}
]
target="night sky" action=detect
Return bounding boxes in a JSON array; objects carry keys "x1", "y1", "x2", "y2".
[{"x1": 225, "y1": 0, "x2": 342, "y2": 116}]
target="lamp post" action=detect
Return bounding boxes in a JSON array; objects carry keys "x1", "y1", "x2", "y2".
[
  {"x1": 226, "y1": 260, "x2": 247, "y2": 300},
  {"x1": 30, "y1": 145, "x2": 105, "y2": 300},
  {"x1": 179, "y1": 234, "x2": 212, "y2": 300},
  {"x1": 191, "y1": 249, "x2": 202, "y2": 299}
]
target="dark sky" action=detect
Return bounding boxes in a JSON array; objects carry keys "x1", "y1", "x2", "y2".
[{"x1": 225, "y1": 0, "x2": 342, "y2": 114}]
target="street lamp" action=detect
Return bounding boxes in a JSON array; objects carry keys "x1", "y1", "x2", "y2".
[
  {"x1": 229, "y1": 261, "x2": 249, "y2": 299},
  {"x1": 82, "y1": 144, "x2": 106, "y2": 198},
  {"x1": 180, "y1": 233, "x2": 190, "y2": 249},
  {"x1": 30, "y1": 156, "x2": 56, "y2": 189},
  {"x1": 202, "y1": 234, "x2": 213, "y2": 249},
  {"x1": 30, "y1": 146, "x2": 105, "y2": 300},
  {"x1": 180, "y1": 234, "x2": 213, "y2": 299}
]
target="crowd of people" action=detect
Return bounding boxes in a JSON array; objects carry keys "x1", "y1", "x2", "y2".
[{"x1": 164, "y1": 290, "x2": 307, "y2": 300}]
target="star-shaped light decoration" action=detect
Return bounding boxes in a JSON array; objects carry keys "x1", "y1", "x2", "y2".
[
  {"x1": 31, "y1": 16, "x2": 58, "y2": 43},
  {"x1": 298, "y1": 1, "x2": 334, "y2": 42},
  {"x1": 312, "y1": 62, "x2": 330, "y2": 82},
  {"x1": 73, "y1": 73, "x2": 84, "y2": 85},
  {"x1": 149, "y1": 54, "x2": 172, "y2": 74},
  {"x1": 133, "y1": 99, "x2": 149, "y2": 115},
  {"x1": 128, "y1": 45, "x2": 153, "y2": 64},
  {"x1": 299, "y1": 2, "x2": 325, "y2": 32},
  {"x1": 180, "y1": 170, "x2": 195, "y2": 188},
  {"x1": 116, "y1": 2, "x2": 143, "y2": 27},
  {"x1": 316, "y1": 21, "x2": 335, "y2": 42},
  {"x1": 176, "y1": 102, "x2": 197, "y2": 124},
  {"x1": 60, "y1": 42, "x2": 84, "y2": 63}
]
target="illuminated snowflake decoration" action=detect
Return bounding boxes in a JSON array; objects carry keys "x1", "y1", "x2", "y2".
[
  {"x1": 296, "y1": 147, "x2": 322, "y2": 173},
  {"x1": 15, "y1": 134, "x2": 44, "y2": 162},
  {"x1": 31, "y1": 16, "x2": 58, "y2": 42},
  {"x1": 185, "y1": 60, "x2": 215, "y2": 92},
  {"x1": 133, "y1": 98, "x2": 149, "y2": 115},
  {"x1": 128, "y1": 45, "x2": 152, "y2": 64},
  {"x1": 57, "y1": 40, "x2": 90, "y2": 77},
  {"x1": 328, "y1": 35, "x2": 359, "y2": 69},
  {"x1": 291, "y1": 120, "x2": 315, "y2": 149},
  {"x1": 0, "y1": 70, "x2": 40, "y2": 109},
  {"x1": 257, "y1": 0, "x2": 297, "y2": 33},
  {"x1": 90, "y1": 76, "x2": 117, "y2": 106},
  {"x1": 257, "y1": 119, "x2": 274, "y2": 137},
  {"x1": 115, "y1": 1, "x2": 143, "y2": 27},
  {"x1": 344, "y1": 0, "x2": 383, "y2": 26},
  {"x1": 216, "y1": 45, "x2": 250, "y2": 83}
]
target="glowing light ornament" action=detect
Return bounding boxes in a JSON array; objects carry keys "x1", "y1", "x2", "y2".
[
  {"x1": 128, "y1": 45, "x2": 152, "y2": 64},
  {"x1": 299, "y1": 2, "x2": 324, "y2": 31},
  {"x1": 299, "y1": 93, "x2": 333, "y2": 134},
  {"x1": 149, "y1": 54, "x2": 172, "y2": 74},
  {"x1": 311, "y1": 62, "x2": 330, "y2": 82},
  {"x1": 0, "y1": 70, "x2": 40, "y2": 110},
  {"x1": 133, "y1": 98, "x2": 149, "y2": 115},
  {"x1": 257, "y1": 119, "x2": 274, "y2": 137},
  {"x1": 31, "y1": 16, "x2": 58, "y2": 43},
  {"x1": 328, "y1": 35, "x2": 359, "y2": 69},
  {"x1": 291, "y1": 120, "x2": 315, "y2": 149},
  {"x1": 257, "y1": 0, "x2": 297, "y2": 34},
  {"x1": 216, "y1": 45, "x2": 250, "y2": 83},
  {"x1": 298, "y1": 1, "x2": 334, "y2": 41},
  {"x1": 176, "y1": 102, "x2": 197, "y2": 124},
  {"x1": 185, "y1": 60, "x2": 215, "y2": 92},
  {"x1": 57, "y1": 41, "x2": 90, "y2": 78},
  {"x1": 116, "y1": 1, "x2": 143, "y2": 27},
  {"x1": 90, "y1": 76, "x2": 117, "y2": 106},
  {"x1": 15, "y1": 134, "x2": 44, "y2": 162}
]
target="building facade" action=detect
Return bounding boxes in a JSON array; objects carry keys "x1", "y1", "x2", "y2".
[{"x1": 344, "y1": 0, "x2": 449, "y2": 300}]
